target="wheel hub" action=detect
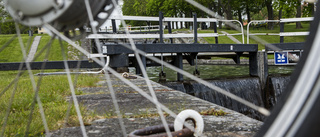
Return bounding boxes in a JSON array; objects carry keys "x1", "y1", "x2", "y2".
[{"x1": 4, "y1": 0, "x2": 117, "y2": 40}]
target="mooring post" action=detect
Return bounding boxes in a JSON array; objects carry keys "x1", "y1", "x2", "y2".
[
  {"x1": 233, "y1": 52, "x2": 243, "y2": 64},
  {"x1": 168, "y1": 21, "x2": 173, "y2": 43},
  {"x1": 193, "y1": 12, "x2": 198, "y2": 44},
  {"x1": 249, "y1": 52, "x2": 258, "y2": 76},
  {"x1": 280, "y1": 22, "x2": 284, "y2": 43},
  {"x1": 175, "y1": 53, "x2": 183, "y2": 81},
  {"x1": 110, "y1": 19, "x2": 130, "y2": 73},
  {"x1": 249, "y1": 51, "x2": 268, "y2": 88},
  {"x1": 159, "y1": 11, "x2": 164, "y2": 43},
  {"x1": 135, "y1": 55, "x2": 147, "y2": 77},
  {"x1": 213, "y1": 22, "x2": 218, "y2": 44},
  {"x1": 193, "y1": 55, "x2": 200, "y2": 76},
  {"x1": 192, "y1": 13, "x2": 200, "y2": 77},
  {"x1": 109, "y1": 53, "x2": 129, "y2": 73},
  {"x1": 28, "y1": 27, "x2": 33, "y2": 36},
  {"x1": 260, "y1": 51, "x2": 269, "y2": 89},
  {"x1": 158, "y1": 11, "x2": 166, "y2": 81},
  {"x1": 112, "y1": 19, "x2": 117, "y2": 33},
  {"x1": 159, "y1": 54, "x2": 166, "y2": 82}
]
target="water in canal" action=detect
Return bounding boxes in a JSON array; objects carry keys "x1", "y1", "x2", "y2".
[{"x1": 129, "y1": 64, "x2": 295, "y2": 82}]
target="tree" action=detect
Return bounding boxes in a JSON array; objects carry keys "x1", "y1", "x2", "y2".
[
  {"x1": 233, "y1": 0, "x2": 245, "y2": 24},
  {"x1": 296, "y1": 0, "x2": 303, "y2": 29},
  {"x1": 302, "y1": 2, "x2": 315, "y2": 17},
  {"x1": 245, "y1": 0, "x2": 264, "y2": 23},
  {"x1": 122, "y1": 0, "x2": 149, "y2": 26},
  {"x1": 265, "y1": 0, "x2": 274, "y2": 29},
  {"x1": 0, "y1": 4, "x2": 16, "y2": 34},
  {"x1": 219, "y1": 0, "x2": 233, "y2": 20}
]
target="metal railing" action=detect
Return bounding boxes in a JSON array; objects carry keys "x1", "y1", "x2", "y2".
[
  {"x1": 219, "y1": 20, "x2": 244, "y2": 44},
  {"x1": 247, "y1": 17, "x2": 314, "y2": 44},
  {"x1": 90, "y1": 15, "x2": 246, "y2": 44}
]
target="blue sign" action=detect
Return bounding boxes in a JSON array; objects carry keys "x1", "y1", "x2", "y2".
[{"x1": 275, "y1": 52, "x2": 288, "y2": 65}]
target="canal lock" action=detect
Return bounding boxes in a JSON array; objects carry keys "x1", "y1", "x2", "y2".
[{"x1": 162, "y1": 75, "x2": 291, "y2": 121}]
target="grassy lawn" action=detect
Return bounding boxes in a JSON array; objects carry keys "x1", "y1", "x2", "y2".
[
  {"x1": 0, "y1": 34, "x2": 104, "y2": 136},
  {"x1": 0, "y1": 34, "x2": 83, "y2": 63},
  {"x1": 201, "y1": 22, "x2": 309, "y2": 50},
  {"x1": 0, "y1": 34, "x2": 32, "y2": 62},
  {"x1": 0, "y1": 70, "x2": 102, "y2": 136}
]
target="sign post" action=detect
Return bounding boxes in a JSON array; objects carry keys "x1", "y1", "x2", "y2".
[{"x1": 275, "y1": 52, "x2": 288, "y2": 65}]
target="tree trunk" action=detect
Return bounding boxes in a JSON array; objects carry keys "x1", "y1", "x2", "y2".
[
  {"x1": 266, "y1": 0, "x2": 274, "y2": 30},
  {"x1": 238, "y1": 9, "x2": 243, "y2": 24},
  {"x1": 210, "y1": 2, "x2": 217, "y2": 29},
  {"x1": 311, "y1": 3, "x2": 315, "y2": 15},
  {"x1": 279, "y1": 8, "x2": 282, "y2": 19},
  {"x1": 246, "y1": 3, "x2": 251, "y2": 23},
  {"x1": 225, "y1": 0, "x2": 233, "y2": 20},
  {"x1": 224, "y1": 0, "x2": 233, "y2": 29},
  {"x1": 296, "y1": 1, "x2": 303, "y2": 29},
  {"x1": 218, "y1": 0, "x2": 223, "y2": 29}
]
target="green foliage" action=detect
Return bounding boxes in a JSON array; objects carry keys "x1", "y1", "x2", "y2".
[
  {"x1": 122, "y1": 0, "x2": 149, "y2": 26},
  {"x1": 121, "y1": 0, "x2": 315, "y2": 30},
  {"x1": 0, "y1": 4, "x2": 31, "y2": 34}
]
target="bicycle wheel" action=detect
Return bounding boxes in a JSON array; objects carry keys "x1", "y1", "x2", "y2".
[
  {"x1": 1, "y1": 0, "x2": 319, "y2": 136},
  {"x1": 256, "y1": 2, "x2": 320, "y2": 136}
]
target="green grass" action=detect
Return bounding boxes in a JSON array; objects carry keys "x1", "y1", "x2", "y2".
[
  {"x1": 0, "y1": 34, "x2": 32, "y2": 62},
  {"x1": 184, "y1": 22, "x2": 309, "y2": 51},
  {"x1": 0, "y1": 34, "x2": 97, "y2": 136},
  {"x1": 0, "y1": 34, "x2": 83, "y2": 63},
  {"x1": 0, "y1": 70, "x2": 102, "y2": 136}
]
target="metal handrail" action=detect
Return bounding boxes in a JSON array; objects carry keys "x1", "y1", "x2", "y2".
[
  {"x1": 219, "y1": 20, "x2": 245, "y2": 44},
  {"x1": 247, "y1": 17, "x2": 314, "y2": 44},
  {"x1": 247, "y1": 20, "x2": 280, "y2": 44}
]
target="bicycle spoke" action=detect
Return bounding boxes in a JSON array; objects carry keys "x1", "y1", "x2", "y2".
[
  {"x1": 25, "y1": 36, "x2": 54, "y2": 136},
  {"x1": 1, "y1": 23, "x2": 52, "y2": 137},
  {"x1": 58, "y1": 38, "x2": 87, "y2": 137},
  {"x1": 2, "y1": 0, "x2": 319, "y2": 136},
  {"x1": 184, "y1": 0, "x2": 282, "y2": 52},
  {"x1": 59, "y1": 99, "x2": 73, "y2": 137},
  {"x1": 60, "y1": 59, "x2": 83, "y2": 137},
  {"x1": 0, "y1": 76, "x2": 19, "y2": 137},
  {"x1": 83, "y1": 0, "x2": 126, "y2": 135},
  {"x1": 15, "y1": 23, "x2": 49, "y2": 134},
  {"x1": 111, "y1": 0, "x2": 172, "y2": 136},
  {"x1": 0, "y1": 37, "x2": 54, "y2": 99},
  {"x1": 116, "y1": 42, "x2": 271, "y2": 116},
  {"x1": 0, "y1": 35, "x2": 17, "y2": 53},
  {"x1": 14, "y1": 22, "x2": 50, "y2": 136},
  {"x1": 45, "y1": 22, "x2": 190, "y2": 129},
  {"x1": 0, "y1": 26, "x2": 29, "y2": 54}
]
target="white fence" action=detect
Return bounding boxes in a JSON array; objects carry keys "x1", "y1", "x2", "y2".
[
  {"x1": 247, "y1": 17, "x2": 313, "y2": 44},
  {"x1": 93, "y1": 15, "x2": 313, "y2": 45}
]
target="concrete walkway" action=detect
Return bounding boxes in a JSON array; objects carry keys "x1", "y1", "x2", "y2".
[
  {"x1": 26, "y1": 36, "x2": 41, "y2": 62},
  {"x1": 51, "y1": 74, "x2": 262, "y2": 136},
  {"x1": 220, "y1": 31, "x2": 242, "y2": 44}
]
